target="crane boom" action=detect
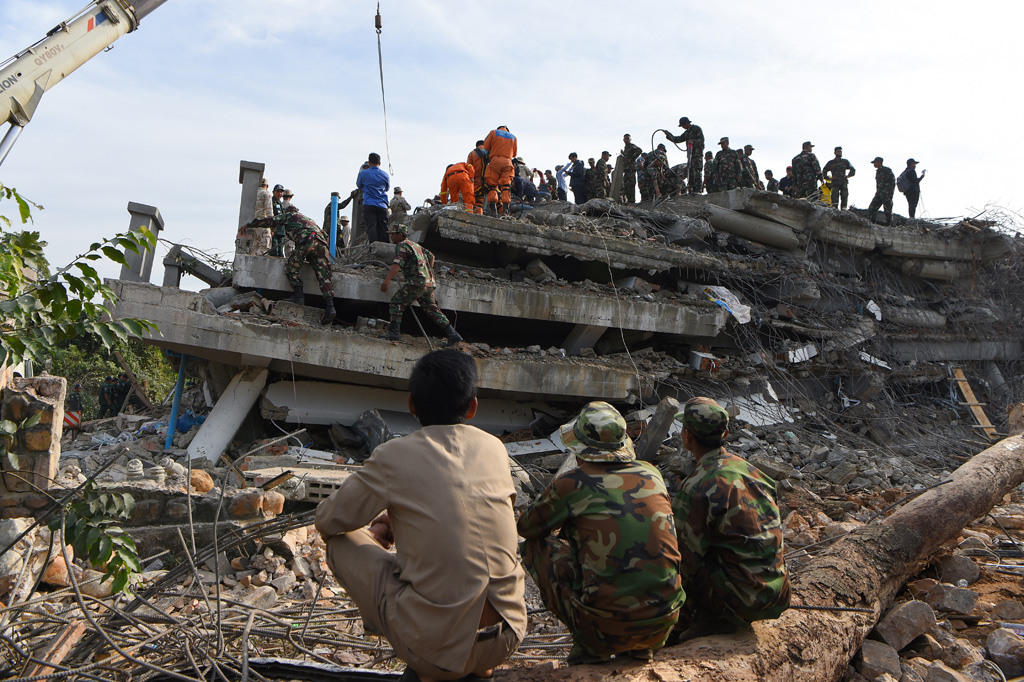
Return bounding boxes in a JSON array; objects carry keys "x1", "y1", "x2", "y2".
[{"x1": 0, "y1": 0, "x2": 169, "y2": 166}]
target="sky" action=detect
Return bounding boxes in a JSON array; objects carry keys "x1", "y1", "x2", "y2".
[{"x1": 1, "y1": 0, "x2": 1022, "y2": 284}]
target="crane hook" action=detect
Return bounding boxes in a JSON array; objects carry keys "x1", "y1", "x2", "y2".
[{"x1": 375, "y1": 3, "x2": 382, "y2": 33}]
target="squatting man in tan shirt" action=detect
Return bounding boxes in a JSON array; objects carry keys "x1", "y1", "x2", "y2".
[{"x1": 314, "y1": 350, "x2": 527, "y2": 682}]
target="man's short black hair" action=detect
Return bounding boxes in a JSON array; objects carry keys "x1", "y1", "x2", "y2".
[
  {"x1": 368, "y1": 152, "x2": 381, "y2": 164},
  {"x1": 476, "y1": 140, "x2": 485, "y2": 146},
  {"x1": 409, "y1": 350, "x2": 478, "y2": 426}
]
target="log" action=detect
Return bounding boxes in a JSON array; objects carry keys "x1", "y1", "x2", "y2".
[{"x1": 504, "y1": 434, "x2": 1024, "y2": 682}]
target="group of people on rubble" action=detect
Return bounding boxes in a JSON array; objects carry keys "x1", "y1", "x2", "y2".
[{"x1": 314, "y1": 349, "x2": 791, "y2": 681}]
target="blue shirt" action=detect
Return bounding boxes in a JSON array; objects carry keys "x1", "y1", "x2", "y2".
[
  {"x1": 357, "y1": 166, "x2": 390, "y2": 210},
  {"x1": 555, "y1": 167, "x2": 568, "y2": 191}
]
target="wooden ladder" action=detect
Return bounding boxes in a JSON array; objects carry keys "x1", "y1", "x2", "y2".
[{"x1": 951, "y1": 368, "x2": 999, "y2": 442}]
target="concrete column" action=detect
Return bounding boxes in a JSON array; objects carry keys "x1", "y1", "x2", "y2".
[
  {"x1": 610, "y1": 156, "x2": 624, "y2": 202},
  {"x1": 238, "y1": 161, "x2": 266, "y2": 229},
  {"x1": 187, "y1": 367, "x2": 269, "y2": 463},
  {"x1": 636, "y1": 396, "x2": 680, "y2": 461},
  {"x1": 118, "y1": 202, "x2": 165, "y2": 282},
  {"x1": 162, "y1": 244, "x2": 183, "y2": 288},
  {"x1": 706, "y1": 204, "x2": 800, "y2": 250},
  {"x1": 563, "y1": 324, "x2": 607, "y2": 356}
]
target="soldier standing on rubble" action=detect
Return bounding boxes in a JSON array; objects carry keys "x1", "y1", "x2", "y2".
[
  {"x1": 670, "y1": 397, "x2": 790, "y2": 642},
  {"x1": 591, "y1": 151, "x2": 611, "y2": 199},
  {"x1": 518, "y1": 401, "x2": 684, "y2": 665},
  {"x1": 664, "y1": 117, "x2": 705, "y2": 194},
  {"x1": 714, "y1": 137, "x2": 742, "y2": 192},
  {"x1": 619, "y1": 134, "x2": 642, "y2": 203},
  {"x1": 791, "y1": 141, "x2": 823, "y2": 199},
  {"x1": 867, "y1": 156, "x2": 896, "y2": 226},
  {"x1": 764, "y1": 170, "x2": 779, "y2": 193},
  {"x1": 389, "y1": 187, "x2": 412, "y2": 228},
  {"x1": 242, "y1": 205, "x2": 336, "y2": 325},
  {"x1": 380, "y1": 222, "x2": 463, "y2": 346},
  {"x1": 739, "y1": 145, "x2": 761, "y2": 189},
  {"x1": 703, "y1": 151, "x2": 716, "y2": 193},
  {"x1": 636, "y1": 153, "x2": 654, "y2": 202},
  {"x1": 822, "y1": 147, "x2": 856, "y2": 210},
  {"x1": 779, "y1": 166, "x2": 795, "y2": 197}
]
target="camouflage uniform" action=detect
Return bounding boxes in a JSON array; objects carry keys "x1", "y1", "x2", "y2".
[
  {"x1": 389, "y1": 238, "x2": 450, "y2": 330},
  {"x1": 249, "y1": 208, "x2": 335, "y2": 298},
  {"x1": 822, "y1": 157, "x2": 856, "y2": 209},
  {"x1": 388, "y1": 194, "x2": 412, "y2": 227},
  {"x1": 704, "y1": 157, "x2": 717, "y2": 193},
  {"x1": 713, "y1": 148, "x2": 743, "y2": 191},
  {"x1": 791, "y1": 150, "x2": 823, "y2": 199},
  {"x1": 867, "y1": 163, "x2": 896, "y2": 225},
  {"x1": 666, "y1": 124, "x2": 704, "y2": 194},
  {"x1": 766, "y1": 177, "x2": 779, "y2": 193},
  {"x1": 621, "y1": 142, "x2": 642, "y2": 203},
  {"x1": 518, "y1": 402, "x2": 684, "y2": 660},
  {"x1": 637, "y1": 156, "x2": 655, "y2": 202},
  {"x1": 591, "y1": 158, "x2": 609, "y2": 199},
  {"x1": 672, "y1": 398, "x2": 790, "y2": 632},
  {"x1": 739, "y1": 154, "x2": 760, "y2": 190}
]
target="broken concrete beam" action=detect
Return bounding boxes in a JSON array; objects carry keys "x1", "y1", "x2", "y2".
[
  {"x1": 525, "y1": 259, "x2": 557, "y2": 283},
  {"x1": 900, "y1": 259, "x2": 964, "y2": 282},
  {"x1": 231, "y1": 254, "x2": 727, "y2": 337},
  {"x1": 614, "y1": 276, "x2": 654, "y2": 295},
  {"x1": 187, "y1": 367, "x2": 269, "y2": 463},
  {"x1": 636, "y1": 396, "x2": 680, "y2": 462},
  {"x1": 119, "y1": 202, "x2": 165, "y2": 283},
  {"x1": 891, "y1": 338, "x2": 1024, "y2": 363},
  {"x1": 110, "y1": 282, "x2": 655, "y2": 402},
  {"x1": 696, "y1": 188, "x2": 814, "y2": 231},
  {"x1": 882, "y1": 306, "x2": 947, "y2": 329},
  {"x1": 705, "y1": 204, "x2": 802, "y2": 250},
  {"x1": 273, "y1": 301, "x2": 326, "y2": 326}
]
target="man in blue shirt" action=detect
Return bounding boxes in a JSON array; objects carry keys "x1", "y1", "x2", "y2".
[{"x1": 357, "y1": 152, "x2": 391, "y2": 243}]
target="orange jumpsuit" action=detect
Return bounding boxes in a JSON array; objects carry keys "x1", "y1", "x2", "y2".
[
  {"x1": 441, "y1": 162, "x2": 478, "y2": 214},
  {"x1": 467, "y1": 147, "x2": 488, "y2": 194},
  {"x1": 483, "y1": 127, "x2": 518, "y2": 211}
]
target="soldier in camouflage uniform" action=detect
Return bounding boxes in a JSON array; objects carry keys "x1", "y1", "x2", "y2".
[
  {"x1": 518, "y1": 401, "x2": 684, "y2": 665},
  {"x1": 713, "y1": 137, "x2": 743, "y2": 192},
  {"x1": 791, "y1": 141, "x2": 823, "y2": 199},
  {"x1": 822, "y1": 146, "x2": 856, "y2": 210},
  {"x1": 664, "y1": 117, "x2": 704, "y2": 194},
  {"x1": 381, "y1": 222, "x2": 463, "y2": 346},
  {"x1": 867, "y1": 156, "x2": 896, "y2": 226},
  {"x1": 620, "y1": 134, "x2": 642, "y2": 203},
  {"x1": 244, "y1": 205, "x2": 336, "y2": 325},
  {"x1": 740, "y1": 145, "x2": 762, "y2": 190},
  {"x1": 591, "y1": 152, "x2": 611, "y2": 199},
  {"x1": 636, "y1": 153, "x2": 654, "y2": 202},
  {"x1": 670, "y1": 397, "x2": 790, "y2": 642},
  {"x1": 703, "y1": 151, "x2": 716, "y2": 193}
]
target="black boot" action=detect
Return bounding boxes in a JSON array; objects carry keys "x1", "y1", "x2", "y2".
[
  {"x1": 443, "y1": 325, "x2": 463, "y2": 347},
  {"x1": 285, "y1": 285, "x2": 303, "y2": 304},
  {"x1": 384, "y1": 322, "x2": 401, "y2": 341},
  {"x1": 321, "y1": 297, "x2": 336, "y2": 325}
]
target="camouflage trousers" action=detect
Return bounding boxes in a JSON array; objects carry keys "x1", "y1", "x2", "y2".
[
  {"x1": 521, "y1": 536, "x2": 678, "y2": 658},
  {"x1": 675, "y1": 558, "x2": 790, "y2": 632},
  {"x1": 389, "y1": 284, "x2": 450, "y2": 330},
  {"x1": 286, "y1": 239, "x2": 334, "y2": 298},
  {"x1": 687, "y1": 154, "x2": 704, "y2": 194},
  {"x1": 623, "y1": 169, "x2": 636, "y2": 203},
  {"x1": 867, "y1": 192, "x2": 894, "y2": 225},
  {"x1": 793, "y1": 180, "x2": 817, "y2": 199}
]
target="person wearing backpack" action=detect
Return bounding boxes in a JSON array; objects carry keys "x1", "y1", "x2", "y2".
[{"x1": 898, "y1": 159, "x2": 926, "y2": 219}]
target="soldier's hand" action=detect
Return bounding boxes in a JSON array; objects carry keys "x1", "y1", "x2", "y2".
[{"x1": 381, "y1": 281, "x2": 389, "y2": 293}]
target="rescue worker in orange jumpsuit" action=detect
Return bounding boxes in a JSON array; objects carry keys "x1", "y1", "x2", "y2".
[
  {"x1": 467, "y1": 140, "x2": 488, "y2": 192},
  {"x1": 441, "y1": 162, "x2": 478, "y2": 214},
  {"x1": 483, "y1": 126, "x2": 517, "y2": 215}
]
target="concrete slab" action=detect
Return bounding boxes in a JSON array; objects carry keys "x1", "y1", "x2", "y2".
[
  {"x1": 110, "y1": 281, "x2": 652, "y2": 401},
  {"x1": 232, "y1": 254, "x2": 727, "y2": 337}
]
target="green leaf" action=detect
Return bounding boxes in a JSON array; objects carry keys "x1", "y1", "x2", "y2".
[
  {"x1": 92, "y1": 322, "x2": 115, "y2": 347},
  {"x1": 118, "y1": 546, "x2": 141, "y2": 573},
  {"x1": 0, "y1": 420, "x2": 17, "y2": 436},
  {"x1": 111, "y1": 570, "x2": 129, "y2": 594},
  {"x1": 97, "y1": 535, "x2": 113, "y2": 564},
  {"x1": 100, "y1": 246, "x2": 127, "y2": 266},
  {"x1": 20, "y1": 411, "x2": 42, "y2": 429},
  {"x1": 122, "y1": 493, "x2": 135, "y2": 518},
  {"x1": 73, "y1": 262, "x2": 99, "y2": 280},
  {"x1": 66, "y1": 299, "x2": 82, "y2": 319},
  {"x1": 15, "y1": 193, "x2": 32, "y2": 224}
]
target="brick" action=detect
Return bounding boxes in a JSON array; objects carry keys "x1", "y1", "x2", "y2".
[
  {"x1": 190, "y1": 470, "x2": 214, "y2": 493},
  {"x1": 261, "y1": 490, "x2": 285, "y2": 516},
  {"x1": 132, "y1": 499, "x2": 162, "y2": 525},
  {"x1": 227, "y1": 490, "x2": 264, "y2": 520},
  {"x1": 21, "y1": 430, "x2": 52, "y2": 452}
]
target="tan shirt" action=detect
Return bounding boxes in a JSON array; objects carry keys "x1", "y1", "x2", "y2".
[{"x1": 315, "y1": 424, "x2": 527, "y2": 672}]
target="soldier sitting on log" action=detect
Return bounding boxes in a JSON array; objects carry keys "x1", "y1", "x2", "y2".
[{"x1": 670, "y1": 397, "x2": 791, "y2": 642}]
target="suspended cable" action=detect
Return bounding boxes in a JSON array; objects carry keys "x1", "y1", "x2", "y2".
[{"x1": 375, "y1": 3, "x2": 394, "y2": 176}]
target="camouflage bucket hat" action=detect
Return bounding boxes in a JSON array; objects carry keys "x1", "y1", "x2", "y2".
[
  {"x1": 389, "y1": 222, "x2": 409, "y2": 236},
  {"x1": 560, "y1": 401, "x2": 635, "y2": 463},
  {"x1": 675, "y1": 396, "x2": 729, "y2": 440}
]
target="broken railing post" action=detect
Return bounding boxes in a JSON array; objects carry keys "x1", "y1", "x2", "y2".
[
  {"x1": 186, "y1": 367, "x2": 269, "y2": 463},
  {"x1": 164, "y1": 352, "x2": 189, "y2": 451},
  {"x1": 237, "y1": 160, "x2": 265, "y2": 230},
  {"x1": 636, "y1": 396, "x2": 680, "y2": 461}
]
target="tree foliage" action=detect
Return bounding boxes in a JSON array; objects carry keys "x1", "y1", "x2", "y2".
[{"x1": 0, "y1": 184, "x2": 159, "y2": 366}]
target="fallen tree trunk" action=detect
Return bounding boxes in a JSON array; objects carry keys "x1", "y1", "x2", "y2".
[{"x1": 506, "y1": 434, "x2": 1024, "y2": 682}]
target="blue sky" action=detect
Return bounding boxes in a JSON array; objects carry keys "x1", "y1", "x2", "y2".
[{"x1": 2, "y1": 0, "x2": 1022, "y2": 283}]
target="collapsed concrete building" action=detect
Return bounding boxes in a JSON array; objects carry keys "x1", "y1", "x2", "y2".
[{"x1": 108, "y1": 161, "x2": 1023, "y2": 474}]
